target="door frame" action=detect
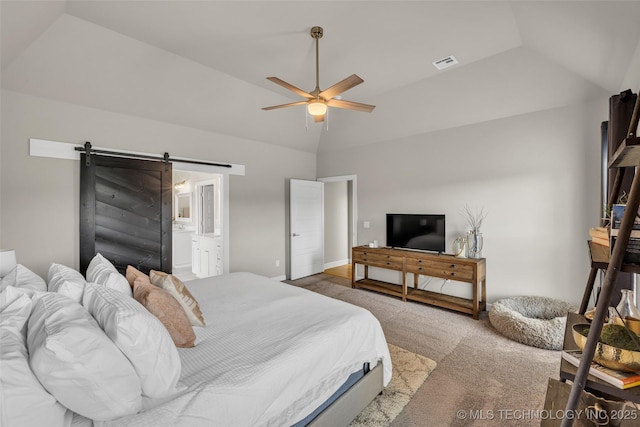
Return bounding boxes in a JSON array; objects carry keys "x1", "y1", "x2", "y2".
[
  {"x1": 317, "y1": 174, "x2": 358, "y2": 264},
  {"x1": 175, "y1": 166, "x2": 229, "y2": 275}
]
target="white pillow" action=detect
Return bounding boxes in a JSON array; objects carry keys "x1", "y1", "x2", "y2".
[
  {"x1": 0, "y1": 264, "x2": 46, "y2": 293},
  {"x1": 48, "y1": 263, "x2": 87, "y2": 303},
  {"x1": 27, "y1": 292, "x2": 142, "y2": 421},
  {"x1": 0, "y1": 290, "x2": 72, "y2": 427},
  {"x1": 0, "y1": 285, "x2": 30, "y2": 314},
  {"x1": 83, "y1": 282, "x2": 182, "y2": 398},
  {"x1": 0, "y1": 268, "x2": 14, "y2": 291},
  {"x1": 86, "y1": 253, "x2": 132, "y2": 297}
]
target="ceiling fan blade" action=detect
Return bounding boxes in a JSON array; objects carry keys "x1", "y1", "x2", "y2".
[
  {"x1": 266, "y1": 77, "x2": 314, "y2": 99},
  {"x1": 319, "y1": 74, "x2": 364, "y2": 100},
  {"x1": 326, "y1": 98, "x2": 375, "y2": 113},
  {"x1": 313, "y1": 114, "x2": 325, "y2": 123},
  {"x1": 262, "y1": 101, "x2": 309, "y2": 111}
]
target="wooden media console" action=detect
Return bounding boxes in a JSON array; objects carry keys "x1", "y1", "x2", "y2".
[{"x1": 351, "y1": 246, "x2": 486, "y2": 319}]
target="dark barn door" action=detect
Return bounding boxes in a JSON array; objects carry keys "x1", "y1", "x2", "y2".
[{"x1": 80, "y1": 154, "x2": 172, "y2": 275}]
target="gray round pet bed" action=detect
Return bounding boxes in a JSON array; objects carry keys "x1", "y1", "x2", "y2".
[{"x1": 488, "y1": 296, "x2": 575, "y2": 350}]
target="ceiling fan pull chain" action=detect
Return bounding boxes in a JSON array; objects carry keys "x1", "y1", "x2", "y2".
[
  {"x1": 325, "y1": 108, "x2": 329, "y2": 131},
  {"x1": 305, "y1": 108, "x2": 309, "y2": 132}
]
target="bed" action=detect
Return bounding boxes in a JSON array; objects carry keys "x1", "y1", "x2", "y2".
[
  {"x1": 101, "y1": 272, "x2": 392, "y2": 426},
  {"x1": 1, "y1": 265, "x2": 392, "y2": 427}
]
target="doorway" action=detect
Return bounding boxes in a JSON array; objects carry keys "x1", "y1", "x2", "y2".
[
  {"x1": 318, "y1": 175, "x2": 357, "y2": 278},
  {"x1": 172, "y1": 170, "x2": 226, "y2": 281}
]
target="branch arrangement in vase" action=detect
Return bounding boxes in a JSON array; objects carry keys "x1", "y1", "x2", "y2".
[{"x1": 463, "y1": 205, "x2": 487, "y2": 233}]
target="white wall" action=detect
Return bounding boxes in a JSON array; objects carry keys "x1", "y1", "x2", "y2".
[
  {"x1": 317, "y1": 100, "x2": 607, "y2": 305},
  {"x1": 621, "y1": 38, "x2": 640, "y2": 93},
  {"x1": 0, "y1": 90, "x2": 316, "y2": 279}
]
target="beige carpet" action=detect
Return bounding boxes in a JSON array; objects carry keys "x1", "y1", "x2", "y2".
[
  {"x1": 287, "y1": 273, "x2": 561, "y2": 427},
  {"x1": 349, "y1": 344, "x2": 437, "y2": 427}
]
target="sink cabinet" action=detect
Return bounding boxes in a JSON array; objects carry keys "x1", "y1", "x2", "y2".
[
  {"x1": 191, "y1": 235, "x2": 222, "y2": 278},
  {"x1": 172, "y1": 230, "x2": 193, "y2": 268}
]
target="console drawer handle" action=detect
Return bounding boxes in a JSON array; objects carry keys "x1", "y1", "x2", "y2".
[
  {"x1": 450, "y1": 272, "x2": 457, "y2": 277},
  {"x1": 450, "y1": 264, "x2": 457, "y2": 268}
]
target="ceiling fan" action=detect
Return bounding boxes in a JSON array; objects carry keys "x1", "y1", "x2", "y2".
[{"x1": 262, "y1": 26, "x2": 375, "y2": 123}]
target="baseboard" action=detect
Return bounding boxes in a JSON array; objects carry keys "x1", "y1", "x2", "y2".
[{"x1": 324, "y1": 259, "x2": 350, "y2": 270}]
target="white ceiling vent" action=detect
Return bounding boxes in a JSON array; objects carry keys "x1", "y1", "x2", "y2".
[{"x1": 433, "y1": 55, "x2": 458, "y2": 70}]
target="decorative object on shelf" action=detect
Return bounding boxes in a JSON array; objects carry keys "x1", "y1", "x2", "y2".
[
  {"x1": 617, "y1": 289, "x2": 640, "y2": 320},
  {"x1": 451, "y1": 236, "x2": 467, "y2": 258},
  {"x1": 573, "y1": 323, "x2": 640, "y2": 373},
  {"x1": 612, "y1": 289, "x2": 640, "y2": 334},
  {"x1": 466, "y1": 231, "x2": 483, "y2": 259},
  {"x1": 462, "y1": 205, "x2": 486, "y2": 259},
  {"x1": 462, "y1": 204, "x2": 487, "y2": 232}
]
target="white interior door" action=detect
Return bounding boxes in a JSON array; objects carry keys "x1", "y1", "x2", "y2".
[{"x1": 290, "y1": 179, "x2": 324, "y2": 280}]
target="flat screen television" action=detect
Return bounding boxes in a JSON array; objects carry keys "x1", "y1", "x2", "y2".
[{"x1": 386, "y1": 214, "x2": 445, "y2": 253}]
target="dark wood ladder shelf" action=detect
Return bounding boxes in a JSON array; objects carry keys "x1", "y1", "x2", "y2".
[
  {"x1": 609, "y1": 136, "x2": 640, "y2": 168},
  {"x1": 578, "y1": 241, "x2": 640, "y2": 314},
  {"x1": 559, "y1": 91, "x2": 640, "y2": 426}
]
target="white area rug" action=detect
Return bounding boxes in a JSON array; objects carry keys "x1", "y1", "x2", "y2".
[{"x1": 349, "y1": 344, "x2": 437, "y2": 427}]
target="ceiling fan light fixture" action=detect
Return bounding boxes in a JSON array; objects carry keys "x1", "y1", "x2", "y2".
[
  {"x1": 307, "y1": 99, "x2": 327, "y2": 116},
  {"x1": 263, "y1": 26, "x2": 375, "y2": 121}
]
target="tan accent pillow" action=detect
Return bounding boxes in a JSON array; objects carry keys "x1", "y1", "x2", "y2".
[
  {"x1": 125, "y1": 265, "x2": 149, "y2": 289},
  {"x1": 132, "y1": 277, "x2": 195, "y2": 348},
  {"x1": 149, "y1": 271, "x2": 205, "y2": 327}
]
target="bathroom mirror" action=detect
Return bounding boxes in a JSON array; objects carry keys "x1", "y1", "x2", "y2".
[{"x1": 175, "y1": 193, "x2": 192, "y2": 222}]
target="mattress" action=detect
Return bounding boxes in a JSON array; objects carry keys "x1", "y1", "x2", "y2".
[{"x1": 97, "y1": 272, "x2": 391, "y2": 427}]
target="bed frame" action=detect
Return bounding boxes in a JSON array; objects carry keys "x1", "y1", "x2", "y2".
[{"x1": 307, "y1": 362, "x2": 384, "y2": 427}]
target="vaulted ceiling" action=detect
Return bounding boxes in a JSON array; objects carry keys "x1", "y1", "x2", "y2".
[{"x1": 2, "y1": 1, "x2": 640, "y2": 153}]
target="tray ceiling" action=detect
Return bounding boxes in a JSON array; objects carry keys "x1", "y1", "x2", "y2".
[{"x1": 2, "y1": 1, "x2": 639, "y2": 153}]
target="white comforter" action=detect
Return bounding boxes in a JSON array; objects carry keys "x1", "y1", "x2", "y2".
[{"x1": 98, "y1": 272, "x2": 391, "y2": 427}]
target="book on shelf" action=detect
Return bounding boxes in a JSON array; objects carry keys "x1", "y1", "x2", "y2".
[
  {"x1": 610, "y1": 227, "x2": 640, "y2": 238},
  {"x1": 562, "y1": 349, "x2": 640, "y2": 389},
  {"x1": 611, "y1": 204, "x2": 640, "y2": 231},
  {"x1": 610, "y1": 236, "x2": 640, "y2": 264},
  {"x1": 591, "y1": 236, "x2": 610, "y2": 247},
  {"x1": 589, "y1": 227, "x2": 610, "y2": 248},
  {"x1": 589, "y1": 227, "x2": 609, "y2": 238}
]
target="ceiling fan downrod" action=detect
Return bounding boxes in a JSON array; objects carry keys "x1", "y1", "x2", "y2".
[{"x1": 310, "y1": 26, "x2": 323, "y2": 98}]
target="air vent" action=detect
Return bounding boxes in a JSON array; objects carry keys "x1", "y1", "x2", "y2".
[{"x1": 433, "y1": 55, "x2": 458, "y2": 70}]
